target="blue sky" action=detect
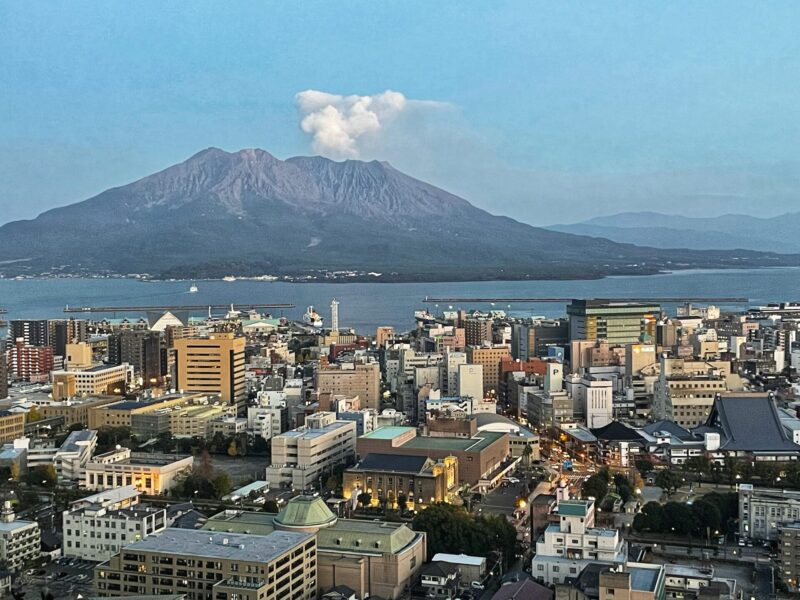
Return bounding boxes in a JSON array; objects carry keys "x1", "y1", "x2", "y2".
[{"x1": 1, "y1": 1, "x2": 799, "y2": 225}]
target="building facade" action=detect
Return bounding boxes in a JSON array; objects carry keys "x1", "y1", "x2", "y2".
[{"x1": 174, "y1": 333, "x2": 246, "y2": 408}]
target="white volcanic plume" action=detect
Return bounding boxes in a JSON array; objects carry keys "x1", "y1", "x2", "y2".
[{"x1": 296, "y1": 89, "x2": 446, "y2": 160}]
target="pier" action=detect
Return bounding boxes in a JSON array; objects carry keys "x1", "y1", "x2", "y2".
[
  {"x1": 421, "y1": 297, "x2": 749, "y2": 304},
  {"x1": 63, "y1": 303, "x2": 295, "y2": 314}
]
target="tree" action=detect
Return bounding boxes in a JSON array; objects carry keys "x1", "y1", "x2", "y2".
[
  {"x1": 522, "y1": 444, "x2": 533, "y2": 468},
  {"x1": 632, "y1": 502, "x2": 664, "y2": 533},
  {"x1": 212, "y1": 472, "x2": 232, "y2": 498},
  {"x1": 662, "y1": 502, "x2": 695, "y2": 536},
  {"x1": 25, "y1": 464, "x2": 57, "y2": 488},
  {"x1": 702, "y1": 491, "x2": 738, "y2": 525},
  {"x1": 635, "y1": 458, "x2": 654, "y2": 476},
  {"x1": 357, "y1": 492, "x2": 372, "y2": 507},
  {"x1": 397, "y1": 492, "x2": 408, "y2": 513},
  {"x1": 262, "y1": 499, "x2": 280, "y2": 513},
  {"x1": 197, "y1": 450, "x2": 214, "y2": 479},
  {"x1": 684, "y1": 456, "x2": 711, "y2": 474},
  {"x1": 690, "y1": 499, "x2": 721, "y2": 536},
  {"x1": 581, "y1": 474, "x2": 609, "y2": 502},
  {"x1": 10, "y1": 462, "x2": 20, "y2": 482},
  {"x1": 655, "y1": 470, "x2": 682, "y2": 494},
  {"x1": 27, "y1": 407, "x2": 43, "y2": 423},
  {"x1": 227, "y1": 439, "x2": 238, "y2": 457}
]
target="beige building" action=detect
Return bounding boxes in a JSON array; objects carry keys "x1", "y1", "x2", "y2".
[
  {"x1": 0, "y1": 411, "x2": 25, "y2": 443},
  {"x1": 52, "y1": 363, "x2": 133, "y2": 397},
  {"x1": 343, "y1": 453, "x2": 459, "y2": 509},
  {"x1": 94, "y1": 527, "x2": 317, "y2": 600},
  {"x1": 266, "y1": 412, "x2": 356, "y2": 489},
  {"x1": 203, "y1": 495, "x2": 426, "y2": 600},
  {"x1": 467, "y1": 345, "x2": 511, "y2": 394},
  {"x1": 88, "y1": 394, "x2": 202, "y2": 429},
  {"x1": 39, "y1": 395, "x2": 122, "y2": 427},
  {"x1": 173, "y1": 332, "x2": 246, "y2": 408},
  {"x1": 316, "y1": 362, "x2": 381, "y2": 410},
  {"x1": 65, "y1": 342, "x2": 93, "y2": 369},
  {"x1": 84, "y1": 448, "x2": 193, "y2": 495}
]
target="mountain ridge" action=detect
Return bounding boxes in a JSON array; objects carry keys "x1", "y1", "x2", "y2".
[{"x1": 1, "y1": 148, "x2": 799, "y2": 281}]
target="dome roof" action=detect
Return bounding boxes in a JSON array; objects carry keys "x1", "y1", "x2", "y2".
[{"x1": 273, "y1": 495, "x2": 337, "y2": 530}]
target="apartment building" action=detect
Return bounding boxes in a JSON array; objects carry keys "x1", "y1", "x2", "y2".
[
  {"x1": 52, "y1": 363, "x2": 134, "y2": 397},
  {"x1": 0, "y1": 502, "x2": 40, "y2": 572},
  {"x1": 0, "y1": 358, "x2": 7, "y2": 400},
  {"x1": 532, "y1": 495, "x2": 626, "y2": 586},
  {"x1": 777, "y1": 522, "x2": 800, "y2": 593},
  {"x1": 464, "y1": 317, "x2": 492, "y2": 346},
  {"x1": 7, "y1": 339, "x2": 54, "y2": 382},
  {"x1": 64, "y1": 488, "x2": 167, "y2": 562},
  {"x1": 316, "y1": 362, "x2": 381, "y2": 410},
  {"x1": 85, "y1": 448, "x2": 193, "y2": 495},
  {"x1": 173, "y1": 332, "x2": 246, "y2": 408},
  {"x1": 94, "y1": 528, "x2": 317, "y2": 600},
  {"x1": 467, "y1": 345, "x2": 511, "y2": 394},
  {"x1": 265, "y1": 412, "x2": 357, "y2": 490}
]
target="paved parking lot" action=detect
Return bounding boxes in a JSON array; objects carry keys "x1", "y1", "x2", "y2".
[
  {"x1": 480, "y1": 480, "x2": 530, "y2": 517},
  {"x1": 14, "y1": 556, "x2": 96, "y2": 599}
]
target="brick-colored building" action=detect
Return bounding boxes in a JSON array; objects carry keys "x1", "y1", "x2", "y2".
[
  {"x1": 467, "y1": 345, "x2": 511, "y2": 394},
  {"x1": 0, "y1": 411, "x2": 25, "y2": 443},
  {"x1": 316, "y1": 362, "x2": 381, "y2": 410},
  {"x1": 357, "y1": 426, "x2": 509, "y2": 485}
]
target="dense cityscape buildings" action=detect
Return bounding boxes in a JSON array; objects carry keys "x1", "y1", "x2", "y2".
[{"x1": 3, "y1": 295, "x2": 800, "y2": 599}]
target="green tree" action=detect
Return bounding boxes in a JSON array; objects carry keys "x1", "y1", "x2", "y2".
[
  {"x1": 690, "y1": 499, "x2": 721, "y2": 536},
  {"x1": 655, "y1": 470, "x2": 682, "y2": 494},
  {"x1": 522, "y1": 443, "x2": 533, "y2": 468},
  {"x1": 357, "y1": 492, "x2": 372, "y2": 507},
  {"x1": 27, "y1": 407, "x2": 43, "y2": 423},
  {"x1": 262, "y1": 499, "x2": 280, "y2": 513},
  {"x1": 632, "y1": 501, "x2": 664, "y2": 532},
  {"x1": 683, "y1": 456, "x2": 711, "y2": 474},
  {"x1": 635, "y1": 458, "x2": 655, "y2": 475},
  {"x1": 397, "y1": 492, "x2": 408, "y2": 513},
  {"x1": 581, "y1": 474, "x2": 609, "y2": 502},
  {"x1": 662, "y1": 502, "x2": 695, "y2": 536},
  {"x1": 25, "y1": 464, "x2": 57, "y2": 487},
  {"x1": 702, "y1": 491, "x2": 738, "y2": 525},
  {"x1": 212, "y1": 472, "x2": 232, "y2": 498}
]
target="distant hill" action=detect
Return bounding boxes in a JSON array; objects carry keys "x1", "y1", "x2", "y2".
[
  {"x1": 0, "y1": 148, "x2": 798, "y2": 281},
  {"x1": 548, "y1": 211, "x2": 800, "y2": 253}
]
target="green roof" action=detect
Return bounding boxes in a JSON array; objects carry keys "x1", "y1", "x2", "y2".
[
  {"x1": 361, "y1": 426, "x2": 415, "y2": 440},
  {"x1": 274, "y1": 496, "x2": 338, "y2": 529},
  {"x1": 402, "y1": 431, "x2": 506, "y2": 453},
  {"x1": 558, "y1": 500, "x2": 591, "y2": 517}
]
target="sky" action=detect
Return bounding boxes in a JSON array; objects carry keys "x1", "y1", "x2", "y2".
[{"x1": 1, "y1": 1, "x2": 799, "y2": 226}]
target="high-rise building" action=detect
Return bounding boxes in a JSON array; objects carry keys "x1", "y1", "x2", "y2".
[
  {"x1": 317, "y1": 362, "x2": 381, "y2": 410},
  {"x1": 466, "y1": 345, "x2": 511, "y2": 394},
  {"x1": 567, "y1": 300, "x2": 660, "y2": 345},
  {"x1": 9, "y1": 319, "x2": 49, "y2": 348},
  {"x1": 464, "y1": 317, "x2": 492, "y2": 346},
  {"x1": 49, "y1": 319, "x2": 88, "y2": 356},
  {"x1": 511, "y1": 320, "x2": 569, "y2": 360},
  {"x1": 0, "y1": 357, "x2": 7, "y2": 399},
  {"x1": 109, "y1": 329, "x2": 163, "y2": 386},
  {"x1": 7, "y1": 338, "x2": 54, "y2": 382},
  {"x1": 174, "y1": 332, "x2": 246, "y2": 408}
]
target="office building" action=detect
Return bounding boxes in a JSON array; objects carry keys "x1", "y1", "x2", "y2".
[
  {"x1": 467, "y1": 345, "x2": 511, "y2": 394},
  {"x1": 84, "y1": 448, "x2": 193, "y2": 495},
  {"x1": 316, "y1": 362, "x2": 381, "y2": 410},
  {"x1": 566, "y1": 376, "x2": 613, "y2": 429},
  {"x1": 512, "y1": 320, "x2": 569, "y2": 360},
  {"x1": 63, "y1": 486, "x2": 167, "y2": 562},
  {"x1": 778, "y1": 522, "x2": 800, "y2": 593},
  {"x1": 94, "y1": 527, "x2": 317, "y2": 600},
  {"x1": 567, "y1": 300, "x2": 660, "y2": 345},
  {"x1": 52, "y1": 363, "x2": 133, "y2": 397},
  {"x1": 202, "y1": 495, "x2": 426, "y2": 600},
  {"x1": 343, "y1": 453, "x2": 459, "y2": 509},
  {"x1": 0, "y1": 358, "x2": 8, "y2": 400},
  {"x1": 39, "y1": 395, "x2": 121, "y2": 427},
  {"x1": 88, "y1": 393, "x2": 207, "y2": 430},
  {"x1": 0, "y1": 411, "x2": 25, "y2": 444},
  {"x1": 739, "y1": 484, "x2": 800, "y2": 542},
  {"x1": 457, "y1": 363, "x2": 484, "y2": 405},
  {"x1": 65, "y1": 342, "x2": 93, "y2": 369},
  {"x1": 0, "y1": 501, "x2": 40, "y2": 572},
  {"x1": 174, "y1": 332, "x2": 246, "y2": 408},
  {"x1": 265, "y1": 412, "x2": 357, "y2": 489},
  {"x1": 50, "y1": 319, "x2": 88, "y2": 357},
  {"x1": 527, "y1": 389, "x2": 574, "y2": 428}
]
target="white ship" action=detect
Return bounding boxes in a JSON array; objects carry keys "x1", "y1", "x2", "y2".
[
  {"x1": 222, "y1": 275, "x2": 237, "y2": 282},
  {"x1": 188, "y1": 283, "x2": 198, "y2": 293},
  {"x1": 303, "y1": 306, "x2": 324, "y2": 329}
]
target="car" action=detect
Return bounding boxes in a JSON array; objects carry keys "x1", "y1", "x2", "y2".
[
  {"x1": 506, "y1": 477, "x2": 520, "y2": 484},
  {"x1": 470, "y1": 581, "x2": 485, "y2": 590}
]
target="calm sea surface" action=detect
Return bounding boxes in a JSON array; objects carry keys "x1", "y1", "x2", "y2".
[{"x1": 1, "y1": 268, "x2": 799, "y2": 334}]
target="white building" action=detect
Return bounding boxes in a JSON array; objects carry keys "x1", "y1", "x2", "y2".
[
  {"x1": 84, "y1": 448, "x2": 193, "y2": 495},
  {"x1": 63, "y1": 486, "x2": 166, "y2": 561},
  {"x1": 265, "y1": 412, "x2": 356, "y2": 490},
  {"x1": 51, "y1": 363, "x2": 134, "y2": 396},
  {"x1": 566, "y1": 375, "x2": 613, "y2": 429},
  {"x1": 440, "y1": 351, "x2": 467, "y2": 396},
  {"x1": 0, "y1": 501, "x2": 40, "y2": 571},
  {"x1": 457, "y1": 363, "x2": 483, "y2": 408},
  {"x1": 531, "y1": 492, "x2": 626, "y2": 585}
]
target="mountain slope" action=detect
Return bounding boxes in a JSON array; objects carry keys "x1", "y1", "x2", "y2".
[
  {"x1": 1, "y1": 148, "x2": 798, "y2": 281},
  {"x1": 549, "y1": 211, "x2": 800, "y2": 252}
]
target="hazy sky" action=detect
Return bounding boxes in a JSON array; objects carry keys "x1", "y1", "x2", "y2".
[{"x1": 2, "y1": 1, "x2": 799, "y2": 226}]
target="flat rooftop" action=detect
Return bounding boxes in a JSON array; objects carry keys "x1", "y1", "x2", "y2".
[
  {"x1": 402, "y1": 431, "x2": 506, "y2": 453},
  {"x1": 629, "y1": 565, "x2": 661, "y2": 592},
  {"x1": 279, "y1": 421, "x2": 352, "y2": 440},
  {"x1": 360, "y1": 426, "x2": 415, "y2": 440},
  {"x1": 122, "y1": 527, "x2": 311, "y2": 563}
]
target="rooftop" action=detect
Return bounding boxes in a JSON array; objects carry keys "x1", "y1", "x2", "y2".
[
  {"x1": 402, "y1": 430, "x2": 506, "y2": 453},
  {"x1": 700, "y1": 395, "x2": 800, "y2": 452},
  {"x1": 353, "y1": 453, "x2": 430, "y2": 474},
  {"x1": 274, "y1": 495, "x2": 338, "y2": 529},
  {"x1": 121, "y1": 527, "x2": 311, "y2": 562},
  {"x1": 557, "y1": 500, "x2": 591, "y2": 517},
  {"x1": 360, "y1": 426, "x2": 415, "y2": 440},
  {"x1": 628, "y1": 565, "x2": 661, "y2": 592},
  {"x1": 431, "y1": 553, "x2": 485, "y2": 567}
]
